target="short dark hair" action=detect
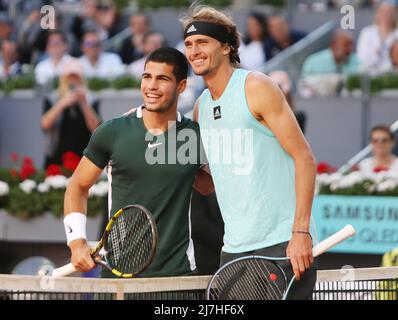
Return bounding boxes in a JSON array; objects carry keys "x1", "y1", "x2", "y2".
[
  {"x1": 244, "y1": 11, "x2": 268, "y2": 45},
  {"x1": 370, "y1": 125, "x2": 394, "y2": 140},
  {"x1": 145, "y1": 47, "x2": 188, "y2": 82}
]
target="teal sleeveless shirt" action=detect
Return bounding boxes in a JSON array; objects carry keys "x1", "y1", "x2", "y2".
[{"x1": 198, "y1": 69, "x2": 317, "y2": 253}]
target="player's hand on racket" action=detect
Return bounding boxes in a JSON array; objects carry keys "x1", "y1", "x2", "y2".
[
  {"x1": 68, "y1": 238, "x2": 96, "y2": 273},
  {"x1": 53, "y1": 205, "x2": 158, "y2": 278},
  {"x1": 286, "y1": 232, "x2": 314, "y2": 280}
]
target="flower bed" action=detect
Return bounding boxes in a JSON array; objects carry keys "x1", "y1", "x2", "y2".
[{"x1": 0, "y1": 152, "x2": 107, "y2": 220}]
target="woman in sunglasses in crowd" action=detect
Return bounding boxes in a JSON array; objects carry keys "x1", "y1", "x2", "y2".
[{"x1": 358, "y1": 125, "x2": 398, "y2": 175}]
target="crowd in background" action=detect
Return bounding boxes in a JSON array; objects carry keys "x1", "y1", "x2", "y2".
[
  {"x1": 0, "y1": 1, "x2": 397, "y2": 94},
  {"x1": 0, "y1": 0, "x2": 397, "y2": 170}
]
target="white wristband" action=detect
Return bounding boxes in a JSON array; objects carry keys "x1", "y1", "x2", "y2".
[{"x1": 64, "y1": 212, "x2": 87, "y2": 245}]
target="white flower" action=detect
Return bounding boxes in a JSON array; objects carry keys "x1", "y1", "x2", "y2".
[
  {"x1": 325, "y1": 172, "x2": 343, "y2": 185},
  {"x1": 0, "y1": 181, "x2": 10, "y2": 196},
  {"x1": 330, "y1": 181, "x2": 339, "y2": 191},
  {"x1": 335, "y1": 171, "x2": 365, "y2": 189},
  {"x1": 19, "y1": 179, "x2": 37, "y2": 194},
  {"x1": 89, "y1": 181, "x2": 108, "y2": 198},
  {"x1": 377, "y1": 179, "x2": 397, "y2": 192},
  {"x1": 316, "y1": 173, "x2": 330, "y2": 185},
  {"x1": 374, "y1": 171, "x2": 390, "y2": 184},
  {"x1": 37, "y1": 182, "x2": 50, "y2": 193},
  {"x1": 44, "y1": 175, "x2": 68, "y2": 189}
]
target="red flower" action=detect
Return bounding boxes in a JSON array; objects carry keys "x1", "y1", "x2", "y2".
[
  {"x1": 373, "y1": 166, "x2": 388, "y2": 173},
  {"x1": 46, "y1": 164, "x2": 63, "y2": 177},
  {"x1": 22, "y1": 157, "x2": 34, "y2": 167},
  {"x1": 19, "y1": 164, "x2": 36, "y2": 180},
  {"x1": 10, "y1": 152, "x2": 18, "y2": 163},
  {"x1": 62, "y1": 151, "x2": 81, "y2": 172},
  {"x1": 18, "y1": 157, "x2": 36, "y2": 180},
  {"x1": 317, "y1": 162, "x2": 333, "y2": 174},
  {"x1": 9, "y1": 168, "x2": 17, "y2": 178}
]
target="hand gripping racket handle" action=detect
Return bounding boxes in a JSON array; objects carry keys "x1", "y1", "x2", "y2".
[
  {"x1": 52, "y1": 262, "x2": 76, "y2": 278},
  {"x1": 312, "y1": 224, "x2": 356, "y2": 257}
]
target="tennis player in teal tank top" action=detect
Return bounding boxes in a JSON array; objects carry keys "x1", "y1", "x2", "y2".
[{"x1": 182, "y1": 6, "x2": 318, "y2": 299}]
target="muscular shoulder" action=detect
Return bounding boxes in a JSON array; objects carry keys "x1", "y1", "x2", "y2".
[{"x1": 245, "y1": 71, "x2": 285, "y2": 116}]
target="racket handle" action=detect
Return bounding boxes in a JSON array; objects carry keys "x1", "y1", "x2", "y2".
[
  {"x1": 312, "y1": 224, "x2": 356, "y2": 257},
  {"x1": 52, "y1": 262, "x2": 77, "y2": 278}
]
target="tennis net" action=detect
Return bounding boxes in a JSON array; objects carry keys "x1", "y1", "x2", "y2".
[{"x1": 0, "y1": 267, "x2": 397, "y2": 300}]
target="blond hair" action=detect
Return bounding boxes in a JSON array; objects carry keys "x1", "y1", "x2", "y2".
[{"x1": 180, "y1": 4, "x2": 241, "y2": 66}]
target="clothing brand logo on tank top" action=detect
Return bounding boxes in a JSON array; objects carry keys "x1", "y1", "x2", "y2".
[{"x1": 213, "y1": 106, "x2": 222, "y2": 120}]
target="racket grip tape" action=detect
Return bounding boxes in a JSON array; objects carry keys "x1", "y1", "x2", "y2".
[
  {"x1": 52, "y1": 262, "x2": 77, "y2": 278},
  {"x1": 312, "y1": 224, "x2": 356, "y2": 257}
]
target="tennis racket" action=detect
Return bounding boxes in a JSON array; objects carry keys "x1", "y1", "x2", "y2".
[
  {"x1": 206, "y1": 224, "x2": 356, "y2": 300},
  {"x1": 52, "y1": 204, "x2": 158, "y2": 278}
]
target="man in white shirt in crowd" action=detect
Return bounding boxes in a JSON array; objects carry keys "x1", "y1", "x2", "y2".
[
  {"x1": 34, "y1": 30, "x2": 72, "y2": 86},
  {"x1": 356, "y1": 1, "x2": 398, "y2": 75},
  {"x1": 0, "y1": 40, "x2": 21, "y2": 80},
  {"x1": 79, "y1": 30, "x2": 125, "y2": 79}
]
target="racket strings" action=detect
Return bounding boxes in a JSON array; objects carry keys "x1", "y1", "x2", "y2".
[
  {"x1": 106, "y1": 207, "x2": 155, "y2": 274},
  {"x1": 252, "y1": 259, "x2": 283, "y2": 299},
  {"x1": 209, "y1": 258, "x2": 287, "y2": 300}
]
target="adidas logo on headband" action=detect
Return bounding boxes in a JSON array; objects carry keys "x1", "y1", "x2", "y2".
[{"x1": 186, "y1": 25, "x2": 197, "y2": 33}]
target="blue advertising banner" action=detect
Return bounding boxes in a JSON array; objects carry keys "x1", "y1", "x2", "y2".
[{"x1": 313, "y1": 196, "x2": 398, "y2": 254}]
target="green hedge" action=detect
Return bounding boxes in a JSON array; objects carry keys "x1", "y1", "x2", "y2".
[
  {"x1": 0, "y1": 73, "x2": 35, "y2": 94},
  {"x1": 346, "y1": 73, "x2": 398, "y2": 94},
  {"x1": 0, "y1": 74, "x2": 141, "y2": 94},
  {"x1": 257, "y1": 0, "x2": 285, "y2": 6}
]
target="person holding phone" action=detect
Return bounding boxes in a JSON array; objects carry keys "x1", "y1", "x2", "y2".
[{"x1": 40, "y1": 58, "x2": 101, "y2": 169}]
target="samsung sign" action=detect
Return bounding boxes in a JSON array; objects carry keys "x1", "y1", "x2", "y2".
[{"x1": 313, "y1": 196, "x2": 398, "y2": 254}]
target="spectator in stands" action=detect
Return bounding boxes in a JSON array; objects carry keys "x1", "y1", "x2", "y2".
[
  {"x1": 19, "y1": 7, "x2": 78, "y2": 64},
  {"x1": 119, "y1": 13, "x2": 151, "y2": 65},
  {"x1": 389, "y1": 40, "x2": 398, "y2": 71},
  {"x1": 358, "y1": 125, "x2": 398, "y2": 175},
  {"x1": 269, "y1": 70, "x2": 307, "y2": 133},
  {"x1": 78, "y1": 30, "x2": 125, "y2": 79},
  {"x1": 35, "y1": 11, "x2": 79, "y2": 61},
  {"x1": 356, "y1": 1, "x2": 398, "y2": 75},
  {"x1": 0, "y1": 13, "x2": 14, "y2": 44},
  {"x1": 239, "y1": 12, "x2": 269, "y2": 70},
  {"x1": 301, "y1": 30, "x2": 360, "y2": 78},
  {"x1": 95, "y1": 0, "x2": 124, "y2": 42},
  {"x1": 265, "y1": 15, "x2": 306, "y2": 60},
  {"x1": 40, "y1": 59, "x2": 101, "y2": 169},
  {"x1": 70, "y1": 0, "x2": 99, "y2": 45},
  {"x1": 17, "y1": 8, "x2": 42, "y2": 64},
  {"x1": 0, "y1": 40, "x2": 21, "y2": 80},
  {"x1": 128, "y1": 31, "x2": 165, "y2": 79},
  {"x1": 35, "y1": 30, "x2": 72, "y2": 86}
]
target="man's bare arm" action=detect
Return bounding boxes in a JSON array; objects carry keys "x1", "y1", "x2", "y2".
[
  {"x1": 246, "y1": 72, "x2": 317, "y2": 280},
  {"x1": 64, "y1": 156, "x2": 104, "y2": 272}
]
